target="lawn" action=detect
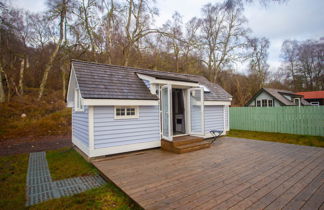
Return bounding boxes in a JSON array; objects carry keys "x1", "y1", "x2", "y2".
[
  {"x1": 227, "y1": 129, "x2": 324, "y2": 147},
  {"x1": 0, "y1": 148, "x2": 140, "y2": 210}
]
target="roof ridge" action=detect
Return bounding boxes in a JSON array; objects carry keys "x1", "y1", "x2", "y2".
[{"x1": 71, "y1": 59, "x2": 204, "y2": 78}]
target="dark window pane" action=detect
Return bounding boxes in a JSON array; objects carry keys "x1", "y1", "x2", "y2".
[
  {"x1": 262, "y1": 99, "x2": 267, "y2": 107},
  {"x1": 256, "y1": 101, "x2": 261, "y2": 107}
]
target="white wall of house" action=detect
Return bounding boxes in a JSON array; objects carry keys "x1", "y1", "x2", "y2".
[
  {"x1": 93, "y1": 106, "x2": 160, "y2": 148},
  {"x1": 204, "y1": 105, "x2": 226, "y2": 137},
  {"x1": 72, "y1": 106, "x2": 89, "y2": 155}
]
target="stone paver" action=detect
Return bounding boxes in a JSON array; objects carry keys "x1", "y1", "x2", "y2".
[{"x1": 26, "y1": 152, "x2": 106, "y2": 206}]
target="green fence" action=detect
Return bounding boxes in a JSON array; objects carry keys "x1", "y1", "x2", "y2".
[{"x1": 229, "y1": 106, "x2": 324, "y2": 136}]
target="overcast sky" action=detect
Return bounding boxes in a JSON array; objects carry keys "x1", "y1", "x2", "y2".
[{"x1": 13, "y1": 0, "x2": 324, "y2": 73}]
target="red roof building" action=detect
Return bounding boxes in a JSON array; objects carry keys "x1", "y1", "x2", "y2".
[{"x1": 296, "y1": 91, "x2": 324, "y2": 106}]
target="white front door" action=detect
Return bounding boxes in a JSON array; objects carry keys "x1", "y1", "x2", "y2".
[
  {"x1": 161, "y1": 84, "x2": 173, "y2": 141},
  {"x1": 188, "y1": 87, "x2": 204, "y2": 135}
]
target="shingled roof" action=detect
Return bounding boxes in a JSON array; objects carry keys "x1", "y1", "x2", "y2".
[
  {"x1": 263, "y1": 88, "x2": 309, "y2": 106},
  {"x1": 72, "y1": 60, "x2": 231, "y2": 101},
  {"x1": 245, "y1": 88, "x2": 310, "y2": 106}
]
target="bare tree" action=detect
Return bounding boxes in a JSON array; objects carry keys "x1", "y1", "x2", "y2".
[
  {"x1": 298, "y1": 40, "x2": 324, "y2": 90},
  {"x1": 280, "y1": 40, "x2": 299, "y2": 90},
  {"x1": 74, "y1": 0, "x2": 101, "y2": 60},
  {"x1": 38, "y1": 0, "x2": 70, "y2": 100},
  {"x1": 280, "y1": 38, "x2": 324, "y2": 91},
  {"x1": 182, "y1": 17, "x2": 201, "y2": 73},
  {"x1": 0, "y1": 62, "x2": 5, "y2": 103},
  {"x1": 122, "y1": 0, "x2": 159, "y2": 66},
  {"x1": 101, "y1": 0, "x2": 119, "y2": 64},
  {"x1": 200, "y1": 3, "x2": 249, "y2": 82},
  {"x1": 248, "y1": 37, "x2": 270, "y2": 89},
  {"x1": 162, "y1": 12, "x2": 184, "y2": 72}
]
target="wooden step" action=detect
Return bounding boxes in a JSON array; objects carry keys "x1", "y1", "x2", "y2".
[
  {"x1": 174, "y1": 141, "x2": 211, "y2": 154},
  {"x1": 173, "y1": 136, "x2": 203, "y2": 146},
  {"x1": 161, "y1": 136, "x2": 210, "y2": 154}
]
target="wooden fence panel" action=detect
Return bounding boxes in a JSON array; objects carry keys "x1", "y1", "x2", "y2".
[{"x1": 229, "y1": 106, "x2": 324, "y2": 136}]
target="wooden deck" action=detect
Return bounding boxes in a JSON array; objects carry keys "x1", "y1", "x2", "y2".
[{"x1": 92, "y1": 137, "x2": 324, "y2": 210}]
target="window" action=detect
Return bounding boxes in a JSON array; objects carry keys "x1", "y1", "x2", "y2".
[
  {"x1": 115, "y1": 106, "x2": 139, "y2": 119},
  {"x1": 74, "y1": 88, "x2": 84, "y2": 111},
  {"x1": 268, "y1": 100, "x2": 273, "y2": 107},
  {"x1": 262, "y1": 99, "x2": 268, "y2": 107},
  {"x1": 256, "y1": 100, "x2": 261, "y2": 107},
  {"x1": 310, "y1": 102, "x2": 320, "y2": 106},
  {"x1": 294, "y1": 98, "x2": 301, "y2": 106}
]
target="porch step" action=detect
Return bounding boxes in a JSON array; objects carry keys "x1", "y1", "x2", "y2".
[
  {"x1": 161, "y1": 136, "x2": 211, "y2": 154},
  {"x1": 176, "y1": 141, "x2": 211, "y2": 153},
  {"x1": 173, "y1": 136, "x2": 203, "y2": 146}
]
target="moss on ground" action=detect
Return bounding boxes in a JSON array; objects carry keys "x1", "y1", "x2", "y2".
[{"x1": 227, "y1": 129, "x2": 324, "y2": 147}]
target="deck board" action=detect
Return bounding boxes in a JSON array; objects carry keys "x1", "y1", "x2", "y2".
[{"x1": 92, "y1": 137, "x2": 324, "y2": 209}]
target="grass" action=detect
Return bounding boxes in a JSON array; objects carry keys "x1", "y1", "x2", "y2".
[
  {"x1": 0, "y1": 148, "x2": 140, "y2": 210},
  {"x1": 227, "y1": 129, "x2": 324, "y2": 147},
  {"x1": 30, "y1": 183, "x2": 140, "y2": 210},
  {"x1": 0, "y1": 153, "x2": 28, "y2": 209},
  {"x1": 46, "y1": 147, "x2": 97, "y2": 180}
]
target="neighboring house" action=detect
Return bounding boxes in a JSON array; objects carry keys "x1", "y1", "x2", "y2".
[
  {"x1": 66, "y1": 60, "x2": 232, "y2": 158},
  {"x1": 245, "y1": 88, "x2": 310, "y2": 107},
  {"x1": 296, "y1": 91, "x2": 324, "y2": 106}
]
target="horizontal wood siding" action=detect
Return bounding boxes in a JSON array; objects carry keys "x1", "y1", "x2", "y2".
[
  {"x1": 72, "y1": 106, "x2": 89, "y2": 146},
  {"x1": 94, "y1": 106, "x2": 160, "y2": 148},
  {"x1": 204, "y1": 105, "x2": 224, "y2": 134}
]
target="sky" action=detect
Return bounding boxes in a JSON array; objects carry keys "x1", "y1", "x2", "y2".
[{"x1": 13, "y1": 0, "x2": 324, "y2": 73}]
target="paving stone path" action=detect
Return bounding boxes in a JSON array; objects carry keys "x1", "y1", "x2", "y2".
[{"x1": 26, "y1": 152, "x2": 106, "y2": 206}]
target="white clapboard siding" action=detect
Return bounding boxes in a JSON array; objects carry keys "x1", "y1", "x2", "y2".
[
  {"x1": 204, "y1": 105, "x2": 224, "y2": 134},
  {"x1": 93, "y1": 106, "x2": 160, "y2": 148},
  {"x1": 72, "y1": 106, "x2": 89, "y2": 146}
]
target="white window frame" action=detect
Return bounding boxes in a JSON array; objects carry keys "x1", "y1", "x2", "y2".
[
  {"x1": 294, "y1": 98, "x2": 301, "y2": 106},
  {"x1": 114, "y1": 106, "x2": 139, "y2": 119},
  {"x1": 74, "y1": 88, "x2": 84, "y2": 112},
  {"x1": 262, "y1": 99, "x2": 268, "y2": 107},
  {"x1": 256, "y1": 100, "x2": 261, "y2": 107},
  {"x1": 310, "y1": 102, "x2": 320, "y2": 106},
  {"x1": 268, "y1": 100, "x2": 273, "y2": 107}
]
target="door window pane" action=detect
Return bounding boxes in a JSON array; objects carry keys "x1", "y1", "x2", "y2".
[
  {"x1": 162, "y1": 87, "x2": 170, "y2": 138},
  {"x1": 190, "y1": 89, "x2": 202, "y2": 133}
]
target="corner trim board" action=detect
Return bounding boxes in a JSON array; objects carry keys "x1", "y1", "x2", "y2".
[
  {"x1": 88, "y1": 106, "x2": 94, "y2": 150},
  {"x1": 72, "y1": 135, "x2": 90, "y2": 156}
]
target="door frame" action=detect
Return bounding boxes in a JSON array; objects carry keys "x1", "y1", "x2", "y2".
[
  {"x1": 161, "y1": 84, "x2": 173, "y2": 141},
  {"x1": 187, "y1": 87, "x2": 205, "y2": 135}
]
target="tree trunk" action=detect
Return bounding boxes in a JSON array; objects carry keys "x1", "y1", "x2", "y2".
[
  {"x1": 61, "y1": 67, "x2": 66, "y2": 99},
  {"x1": 38, "y1": 44, "x2": 61, "y2": 100},
  {"x1": 18, "y1": 58, "x2": 25, "y2": 95},
  {"x1": 37, "y1": 0, "x2": 66, "y2": 101},
  {"x1": 1, "y1": 66, "x2": 10, "y2": 102},
  {"x1": 0, "y1": 63, "x2": 5, "y2": 103},
  {"x1": 123, "y1": 47, "x2": 130, "y2": 66}
]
